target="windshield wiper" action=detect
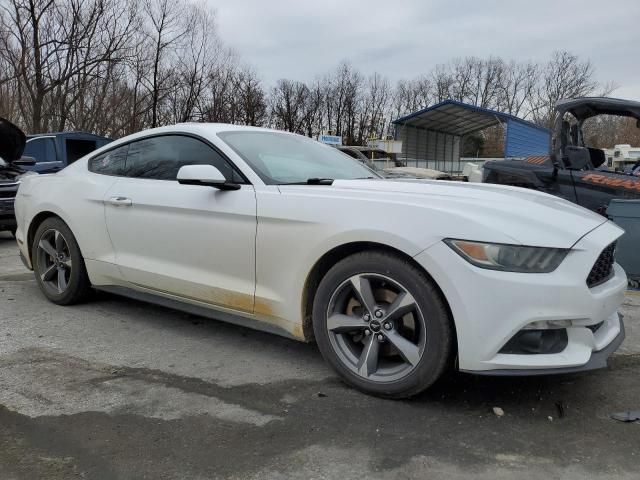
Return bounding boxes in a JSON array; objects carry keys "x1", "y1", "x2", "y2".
[
  {"x1": 280, "y1": 178, "x2": 335, "y2": 185},
  {"x1": 306, "y1": 178, "x2": 334, "y2": 185}
]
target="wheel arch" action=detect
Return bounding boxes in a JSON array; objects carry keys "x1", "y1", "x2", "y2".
[
  {"x1": 301, "y1": 241, "x2": 457, "y2": 355},
  {"x1": 27, "y1": 211, "x2": 66, "y2": 263}
]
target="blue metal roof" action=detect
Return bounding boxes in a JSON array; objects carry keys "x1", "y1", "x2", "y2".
[
  {"x1": 393, "y1": 99, "x2": 551, "y2": 157},
  {"x1": 393, "y1": 99, "x2": 550, "y2": 136}
]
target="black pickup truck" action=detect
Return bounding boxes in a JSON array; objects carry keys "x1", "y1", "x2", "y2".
[{"x1": 483, "y1": 97, "x2": 640, "y2": 214}]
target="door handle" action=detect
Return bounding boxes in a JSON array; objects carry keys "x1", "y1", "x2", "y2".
[{"x1": 107, "y1": 196, "x2": 133, "y2": 207}]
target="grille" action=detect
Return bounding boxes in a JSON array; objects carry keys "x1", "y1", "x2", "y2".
[
  {"x1": 0, "y1": 189, "x2": 17, "y2": 199},
  {"x1": 0, "y1": 183, "x2": 19, "y2": 199},
  {"x1": 586, "y1": 242, "x2": 616, "y2": 288}
]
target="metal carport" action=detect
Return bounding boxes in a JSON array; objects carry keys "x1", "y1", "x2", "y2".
[{"x1": 392, "y1": 100, "x2": 551, "y2": 173}]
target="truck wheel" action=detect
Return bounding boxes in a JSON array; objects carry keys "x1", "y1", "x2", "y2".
[
  {"x1": 313, "y1": 250, "x2": 453, "y2": 399},
  {"x1": 32, "y1": 217, "x2": 91, "y2": 305}
]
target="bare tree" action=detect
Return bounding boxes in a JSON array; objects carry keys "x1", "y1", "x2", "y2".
[
  {"x1": 497, "y1": 60, "x2": 538, "y2": 117},
  {"x1": 235, "y1": 67, "x2": 267, "y2": 126},
  {"x1": 530, "y1": 50, "x2": 599, "y2": 127},
  {"x1": 321, "y1": 62, "x2": 362, "y2": 143},
  {"x1": 270, "y1": 79, "x2": 312, "y2": 134},
  {"x1": 0, "y1": 0, "x2": 136, "y2": 132},
  {"x1": 431, "y1": 64, "x2": 453, "y2": 103},
  {"x1": 449, "y1": 58, "x2": 475, "y2": 103},
  {"x1": 470, "y1": 57, "x2": 505, "y2": 108},
  {"x1": 359, "y1": 72, "x2": 391, "y2": 143},
  {"x1": 392, "y1": 76, "x2": 432, "y2": 119},
  {"x1": 583, "y1": 115, "x2": 640, "y2": 148},
  {"x1": 168, "y1": 3, "x2": 229, "y2": 124},
  {"x1": 202, "y1": 50, "x2": 241, "y2": 123},
  {"x1": 141, "y1": 0, "x2": 195, "y2": 127},
  {"x1": 302, "y1": 79, "x2": 324, "y2": 137}
]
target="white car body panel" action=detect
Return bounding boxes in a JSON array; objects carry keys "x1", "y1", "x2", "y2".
[
  {"x1": 103, "y1": 177, "x2": 256, "y2": 311},
  {"x1": 14, "y1": 123, "x2": 627, "y2": 374}
]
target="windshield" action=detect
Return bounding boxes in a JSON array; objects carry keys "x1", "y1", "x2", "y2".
[{"x1": 218, "y1": 131, "x2": 380, "y2": 184}]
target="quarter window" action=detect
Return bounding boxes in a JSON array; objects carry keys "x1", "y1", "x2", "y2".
[
  {"x1": 124, "y1": 135, "x2": 242, "y2": 182},
  {"x1": 88, "y1": 144, "x2": 128, "y2": 175}
]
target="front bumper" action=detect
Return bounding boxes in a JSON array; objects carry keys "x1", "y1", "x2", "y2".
[
  {"x1": 461, "y1": 314, "x2": 625, "y2": 376},
  {"x1": 414, "y1": 220, "x2": 627, "y2": 374}
]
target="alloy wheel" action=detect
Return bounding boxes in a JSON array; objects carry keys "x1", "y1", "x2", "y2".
[
  {"x1": 325, "y1": 273, "x2": 427, "y2": 383},
  {"x1": 36, "y1": 229, "x2": 73, "y2": 295}
]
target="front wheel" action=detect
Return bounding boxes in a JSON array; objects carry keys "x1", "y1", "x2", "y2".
[
  {"x1": 313, "y1": 251, "x2": 453, "y2": 399},
  {"x1": 32, "y1": 217, "x2": 91, "y2": 305}
]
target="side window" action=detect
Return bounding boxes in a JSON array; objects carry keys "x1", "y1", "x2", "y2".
[
  {"x1": 124, "y1": 135, "x2": 242, "y2": 182},
  {"x1": 24, "y1": 137, "x2": 57, "y2": 163},
  {"x1": 88, "y1": 144, "x2": 128, "y2": 175}
]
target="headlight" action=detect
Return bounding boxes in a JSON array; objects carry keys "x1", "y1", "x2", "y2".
[{"x1": 444, "y1": 239, "x2": 569, "y2": 273}]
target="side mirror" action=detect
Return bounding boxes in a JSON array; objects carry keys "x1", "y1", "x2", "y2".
[
  {"x1": 177, "y1": 164, "x2": 240, "y2": 190},
  {"x1": 13, "y1": 156, "x2": 36, "y2": 166},
  {"x1": 562, "y1": 146, "x2": 590, "y2": 170}
]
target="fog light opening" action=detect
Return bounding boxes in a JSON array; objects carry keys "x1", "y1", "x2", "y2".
[{"x1": 499, "y1": 329, "x2": 568, "y2": 355}]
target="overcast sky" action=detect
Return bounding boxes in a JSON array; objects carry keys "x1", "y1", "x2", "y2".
[{"x1": 210, "y1": 0, "x2": 640, "y2": 98}]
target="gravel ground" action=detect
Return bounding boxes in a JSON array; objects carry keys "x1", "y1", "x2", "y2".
[{"x1": 1, "y1": 231, "x2": 639, "y2": 479}]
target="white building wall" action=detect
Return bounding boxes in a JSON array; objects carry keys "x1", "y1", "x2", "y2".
[{"x1": 395, "y1": 124, "x2": 462, "y2": 173}]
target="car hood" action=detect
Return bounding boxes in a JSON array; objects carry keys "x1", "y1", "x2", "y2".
[{"x1": 328, "y1": 179, "x2": 609, "y2": 248}]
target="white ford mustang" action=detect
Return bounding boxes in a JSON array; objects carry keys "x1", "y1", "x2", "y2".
[{"x1": 14, "y1": 124, "x2": 627, "y2": 398}]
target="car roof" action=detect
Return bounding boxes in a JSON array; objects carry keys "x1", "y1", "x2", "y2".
[
  {"x1": 102, "y1": 123, "x2": 296, "y2": 148},
  {"x1": 168, "y1": 123, "x2": 289, "y2": 135},
  {"x1": 79, "y1": 123, "x2": 304, "y2": 167}
]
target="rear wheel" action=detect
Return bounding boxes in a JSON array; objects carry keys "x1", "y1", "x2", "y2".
[
  {"x1": 313, "y1": 251, "x2": 453, "y2": 398},
  {"x1": 32, "y1": 217, "x2": 91, "y2": 305}
]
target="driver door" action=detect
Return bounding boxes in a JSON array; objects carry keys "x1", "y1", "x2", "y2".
[{"x1": 103, "y1": 134, "x2": 257, "y2": 313}]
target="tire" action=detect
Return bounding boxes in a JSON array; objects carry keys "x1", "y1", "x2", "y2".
[
  {"x1": 32, "y1": 217, "x2": 91, "y2": 305},
  {"x1": 313, "y1": 250, "x2": 453, "y2": 399}
]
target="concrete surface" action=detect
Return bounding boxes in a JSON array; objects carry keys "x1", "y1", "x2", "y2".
[{"x1": 1, "y1": 231, "x2": 639, "y2": 479}]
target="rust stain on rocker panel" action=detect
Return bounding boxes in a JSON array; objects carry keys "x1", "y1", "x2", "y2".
[{"x1": 123, "y1": 281, "x2": 307, "y2": 341}]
